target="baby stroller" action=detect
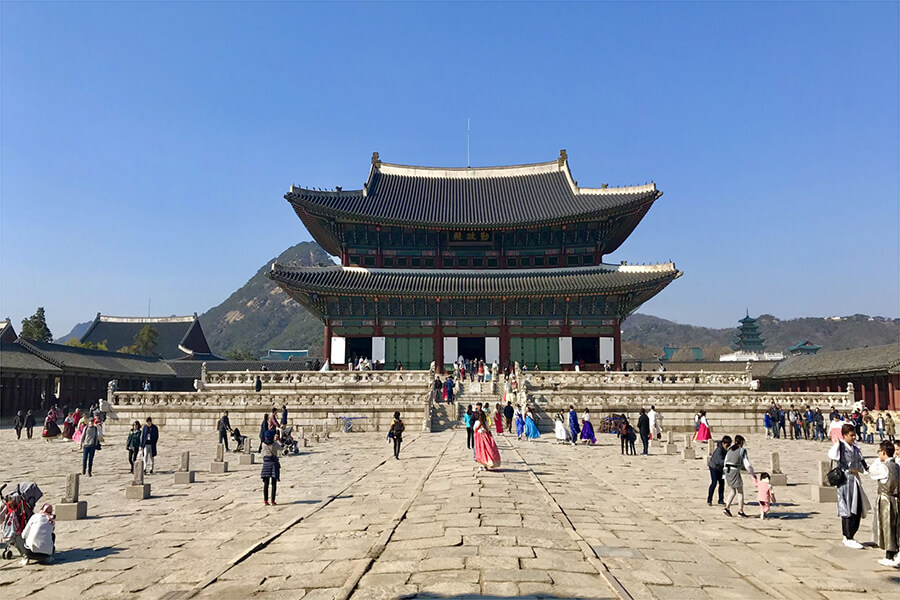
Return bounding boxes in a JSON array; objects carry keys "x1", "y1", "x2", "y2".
[
  {"x1": 231, "y1": 428, "x2": 247, "y2": 453},
  {"x1": 280, "y1": 425, "x2": 299, "y2": 456},
  {"x1": 1, "y1": 481, "x2": 43, "y2": 559}
]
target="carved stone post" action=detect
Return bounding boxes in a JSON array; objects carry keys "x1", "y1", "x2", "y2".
[
  {"x1": 126, "y1": 460, "x2": 151, "y2": 499},
  {"x1": 175, "y1": 451, "x2": 195, "y2": 484},
  {"x1": 211, "y1": 443, "x2": 229, "y2": 473},
  {"x1": 770, "y1": 452, "x2": 787, "y2": 486},
  {"x1": 57, "y1": 474, "x2": 88, "y2": 520}
]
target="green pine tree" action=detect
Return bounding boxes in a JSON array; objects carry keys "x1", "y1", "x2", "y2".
[
  {"x1": 119, "y1": 325, "x2": 159, "y2": 356},
  {"x1": 20, "y1": 307, "x2": 53, "y2": 343}
]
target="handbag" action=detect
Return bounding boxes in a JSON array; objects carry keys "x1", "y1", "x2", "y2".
[{"x1": 826, "y1": 442, "x2": 846, "y2": 487}]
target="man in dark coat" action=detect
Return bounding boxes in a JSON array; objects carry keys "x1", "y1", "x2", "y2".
[
  {"x1": 140, "y1": 417, "x2": 159, "y2": 474},
  {"x1": 637, "y1": 408, "x2": 651, "y2": 455},
  {"x1": 218, "y1": 411, "x2": 232, "y2": 451},
  {"x1": 503, "y1": 402, "x2": 515, "y2": 433}
]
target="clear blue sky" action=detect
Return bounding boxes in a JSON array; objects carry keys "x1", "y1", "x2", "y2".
[{"x1": 2, "y1": 1, "x2": 898, "y2": 337}]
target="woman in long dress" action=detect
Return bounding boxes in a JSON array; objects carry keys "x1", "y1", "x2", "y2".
[
  {"x1": 524, "y1": 407, "x2": 541, "y2": 440},
  {"x1": 473, "y1": 409, "x2": 501, "y2": 470},
  {"x1": 41, "y1": 413, "x2": 61, "y2": 441},
  {"x1": 514, "y1": 406, "x2": 525, "y2": 440},
  {"x1": 494, "y1": 403, "x2": 504, "y2": 434},
  {"x1": 580, "y1": 410, "x2": 596, "y2": 445},
  {"x1": 72, "y1": 416, "x2": 88, "y2": 444},
  {"x1": 694, "y1": 411, "x2": 712, "y2": 442},
  {"x1": 554, "y1": 413, "x2": 569, "y2": 444},
  {"x1": 828, "y1": 423, "x2": 871, "y2": 548}
]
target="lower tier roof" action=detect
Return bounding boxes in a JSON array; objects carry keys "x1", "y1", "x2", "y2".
[{"x1": 269, "y1": 263, "x2": 681, "y2": 319}]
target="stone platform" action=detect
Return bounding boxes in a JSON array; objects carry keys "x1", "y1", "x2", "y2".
[{"x1": 0, "y1": 427, "x2": 895, "y2": 599}]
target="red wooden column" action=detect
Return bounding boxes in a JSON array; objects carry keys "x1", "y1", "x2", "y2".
[
  {"x1": 613, "y1": 318, "x2": 622, "y2": 371},
  {"x1": 873, "y1": 378, "x2": 881, "y2": 410},
  {"x1": 889, "y1": 376, "x2": 897, "y2": 411},
  {"x1": 860, "y1": 380, "x2": 867, "y2": 408},
  {"x1": 323, "y1": 321, "x2": 332, "y2": 366}
]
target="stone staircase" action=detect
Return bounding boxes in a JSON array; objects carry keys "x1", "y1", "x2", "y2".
[{"x1": 430, "y1": 380, "x2": 503, "y2": 431}]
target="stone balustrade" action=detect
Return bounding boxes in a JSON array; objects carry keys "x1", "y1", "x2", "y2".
[
  {"x1": 201, "y1": 368, "x2": 432, "y2": 390},
  {"x1": 521, "y1": 370, "x2": 754, "y2": 391}
]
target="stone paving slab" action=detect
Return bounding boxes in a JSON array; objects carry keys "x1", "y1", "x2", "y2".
[{"x1": 2, "y1": 425, "x2": 899, "y2": 598}]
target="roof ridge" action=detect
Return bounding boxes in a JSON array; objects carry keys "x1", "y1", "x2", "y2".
[
  {"x1": 98, "y1": 315, "x2": 197, "y2": 324},
  {"x1": 271, "y1": 262, "x2": 679, "y2": 276},
  {"x1": 15, "y1": 338, "x2": 66, "y2": 368}
]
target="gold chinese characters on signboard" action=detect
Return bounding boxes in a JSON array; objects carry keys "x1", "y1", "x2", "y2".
[{"x1": 447, "y1": 231, "x2": 493, "y2": 244}]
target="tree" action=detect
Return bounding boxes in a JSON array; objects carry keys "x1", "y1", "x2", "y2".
[
  {"x1": 65, "y1": 338, "x2": 108, "y2": 351},
  {"x1": 119, "y1": 325, "x2": 159, "y2": 356},
  {"x1": 20, "y1": 307, "x2": 53, "y2": 343},
  {"x1": 224, "y1": 348, "x2": 259, "y2": 361}
]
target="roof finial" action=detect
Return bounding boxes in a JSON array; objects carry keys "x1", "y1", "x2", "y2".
[
  {"x1": 558, "y1": 149, "x2": 567, "y2": 167},
  {"x1": 371, "y1": 152, "x2": 381, "y2": 166}
]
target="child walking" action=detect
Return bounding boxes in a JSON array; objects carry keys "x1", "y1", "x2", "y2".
[{"x1": 753, "y1": 472, "x2": 776, "y2": 519}]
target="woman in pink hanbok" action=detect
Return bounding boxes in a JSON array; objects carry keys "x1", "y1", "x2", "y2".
[
  {"x1": 72, "y1": 416, "x2": 88, "y2": 443},
  {"x1": 694, "y1": 410, "x2": 712, "y2": 442},
  {"x1": 473, "y1": 409, "x2": 501, "y2": 470}
]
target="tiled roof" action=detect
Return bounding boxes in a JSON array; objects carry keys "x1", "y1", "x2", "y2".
[
  {"x1": 0, "y1": 343, "x2": 62, "y2": 373},
  {"x1": 17, "y1": 340, "x2": 178, "y2": 377},
  {"x1": 286, "y1": 153, "x2": 660, "y2": 232},
  {"x1": 1, "y1": 320, "x2": 17, "y2": 344},
  {"x1": 766, "y1": 344, "x2": 900, "y2": 379},
  {"x1": 270, "y1": 263, "x2": 681, "y2": 320},
  {"x1": 80, "y1": 314, "x2": 211, "y2": 360}
]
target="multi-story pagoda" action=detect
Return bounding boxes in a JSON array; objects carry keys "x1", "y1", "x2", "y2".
[
  {"x1": 269, "y1": 151, "x2": 681, "y2": 371},
  {"x1": 731, "y1": 312, "x2": 766, "y2": 352}
]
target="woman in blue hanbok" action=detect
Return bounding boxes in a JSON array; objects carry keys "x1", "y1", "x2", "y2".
[
  {"x1": 514, "y1": 407, "x2": 525, "y2": 440},
  {"x1": 568, "y1": 406, "x2": 579, "y2": 446},
  {"x1": 524, "y1": 407, "x2": 541, "y2": 440}
]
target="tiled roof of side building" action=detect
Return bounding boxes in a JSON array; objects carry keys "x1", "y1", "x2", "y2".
[
  {"x1": 269, "y1": 263, "x2": 681, "y2": 319},
  {"x1": 17, "y1": 339, "x2": 177, "y2": 377},
  {"x1": 0, "y1": 342, "x2": 63, "y2": 373},
  {"x1": 80, "y1": 314, "x2": 212, "y2": 360},
  {"x1": 287, "y1": 152, "x2": 660, "y2": 231},
  {"x1": 766, "y1": 344, "x2": 900, "y2": 379}
]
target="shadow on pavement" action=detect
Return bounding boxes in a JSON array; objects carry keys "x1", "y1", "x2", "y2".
[{"x1": 53, "y1": 546, "x2": 123, "y2": 564}]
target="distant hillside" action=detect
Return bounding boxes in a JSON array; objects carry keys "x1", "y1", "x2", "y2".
[
  {"x1": 54, "y1": 321, "x2": 92, "y2": 344},
  {"x1": 197, "y1": 241, "x2": 899, "y2": 359},
  {"x1": 622, "y1": 312, "x2": 899, "y2": 356},
  {"x1": 199, "y1": 242, "x2": 333, "y2": 357}
]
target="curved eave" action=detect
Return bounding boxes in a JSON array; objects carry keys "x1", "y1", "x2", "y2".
[
  {"x1": 286, "y1": 188, "x2": 659, "y2": 231},
  {"x1": 267, "y1": 263, "x2": 681, "y2": 301}
]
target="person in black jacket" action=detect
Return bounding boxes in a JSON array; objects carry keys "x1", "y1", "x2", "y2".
[
  {"x1": 637, "y1": 409, "x2": 651, "y2": 455},
  {"x1": 13, "y1": 411, "x2": 24, "y2": 439},
  {"x1": 503, "y1": 402, "x2": 515, "y2": 433},
  {"x1": 217, "y1": 411, "x2": 232, "y2": 451},
  {"x1": 389, "y1": 412, "x2": 405, "y2": 460},
  {"x1": 707, "y1": 436, "x2": 733, "y2": 505},
  {"x1": 24, "y1": 410, "x2": 36, "y2": 439},
  {"x1": 140, "y1": 417, "x2": 159, "y2": 474}
]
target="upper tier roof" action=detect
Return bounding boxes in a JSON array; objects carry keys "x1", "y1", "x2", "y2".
[{"x1": 286, "y1": 151, "x2": 660, "y2": 242}]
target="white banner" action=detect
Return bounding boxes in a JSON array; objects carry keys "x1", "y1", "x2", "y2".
[
  {"x1": 599, "y1": 337, "x2": 614, "y2": 364},
  {"x1": 443, "y1": 337, "x2": 458, "y2": 365},
  {"x1": 372, "y1": 336, "x2": 386, "y2": 363},
  {"x1": 485, "y1": 337, "x2": 500, "y2": 364},
  {"x1": 331, "y1": 336, "x2": 346, "y2": 365},
  {"x1": 559, "y1": 336, "x2": 573, "y2": 364}
]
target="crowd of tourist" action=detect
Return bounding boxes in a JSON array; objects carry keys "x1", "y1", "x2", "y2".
[{"x1": 763, "y1": 403, "x2": 896, "y2": 443}]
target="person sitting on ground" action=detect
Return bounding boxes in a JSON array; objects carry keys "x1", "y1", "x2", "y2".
[{"x1": 17, "y1": 503, "x2": 55, "y2": 565}]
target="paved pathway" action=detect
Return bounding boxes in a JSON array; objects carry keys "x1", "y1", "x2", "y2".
[{"x1": 0, "y1": 425, "x2": 897, "y2": 599}]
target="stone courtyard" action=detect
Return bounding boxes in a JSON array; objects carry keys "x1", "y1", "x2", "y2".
[{"x1": 0, "y1": 425, "x2": 897, "y2": 599}]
